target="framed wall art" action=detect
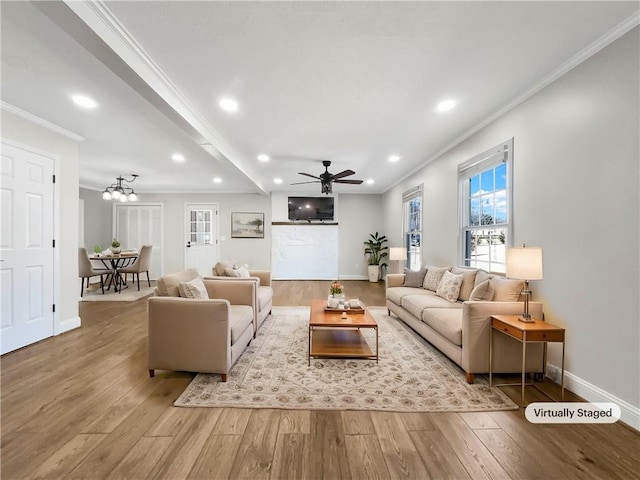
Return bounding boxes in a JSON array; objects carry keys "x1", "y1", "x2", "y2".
[{"x1": 231, "y1": 212, "x2": 264, "y2": 238}]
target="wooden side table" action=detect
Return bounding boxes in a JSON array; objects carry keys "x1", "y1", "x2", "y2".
[{"x1": 489, "y1": 314, "x2": 565, "y2": 407}]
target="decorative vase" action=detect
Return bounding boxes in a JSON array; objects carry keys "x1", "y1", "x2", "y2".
[{"x1": 110, "y1": 247, "x2": 121, "y2": 254}]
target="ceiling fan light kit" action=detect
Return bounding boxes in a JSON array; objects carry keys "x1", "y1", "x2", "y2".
[{"x1": 291, "y1": 160, "x2": 364, "y2": 194}]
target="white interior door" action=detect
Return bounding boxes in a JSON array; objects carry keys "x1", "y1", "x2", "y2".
[
  {"x1": 1, "y1": 142, "x2": 55, "y2": 354},
  {"x1": 185, "y1": 204, "x2": 219, "y2": 276},
  {"x1": 114, "y1": 204, "x2": 163, "y2": 279}
]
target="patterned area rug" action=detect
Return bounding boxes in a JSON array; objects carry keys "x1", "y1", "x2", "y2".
[{"x1": 174, "y1": 307, "x2": 517, "y2": 412}]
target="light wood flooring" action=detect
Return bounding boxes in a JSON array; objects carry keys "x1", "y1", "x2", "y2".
[{"x1": 1, "y1": 280, "x2": 639, "y2": 479}]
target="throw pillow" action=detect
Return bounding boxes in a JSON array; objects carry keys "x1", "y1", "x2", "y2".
[
  {"x1": 179, "y1": 276, "x2": 209, "y2": 299},
  {"x1": 451, "y1": 267, "x2": 478, "y2": 301},
  {"x1": 403, "y1": 267, "x2": 427, "y2": 287},
  {"x1": 435, "y1": 271, "x2": 464, "y2": 303},
  {"x1": 214, "y1": 261, "x2": 234, "y2": 276},
  {"x1": 474, "y1": 270, "x2": 493, "y2": 287},
  {"x1": 490, "y1": 276, "x2": 524, "y2": 302},
  {"x1": 225, "y1": 266, "x2": 250, "y2": 278},
  {"x1": 469, "y1": 279, "x2": 495, "y2": 301},
  {"x1": 423, "y1": 266, "x2": 450, "y2": 291}
]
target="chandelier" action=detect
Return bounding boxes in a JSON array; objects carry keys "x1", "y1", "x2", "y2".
[{"x1": 102, "y1": 174, "x2": 139, "y2": 202}]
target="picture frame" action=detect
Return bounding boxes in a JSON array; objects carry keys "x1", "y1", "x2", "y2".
[{"x1": 231, "y1": 212, "x2": 264, "y2": 238}]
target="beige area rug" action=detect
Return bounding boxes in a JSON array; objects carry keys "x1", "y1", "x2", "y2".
[
  {"x1": 174, "y1": 307, "x2": 517, "y2": 412},
  {"x1": 80, "y1": 281, "x2": 155, "y2": 302}
]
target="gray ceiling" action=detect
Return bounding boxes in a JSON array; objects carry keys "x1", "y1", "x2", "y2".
[{"x1": 2, "y1": 1, "x2": 638, "y2": 196}]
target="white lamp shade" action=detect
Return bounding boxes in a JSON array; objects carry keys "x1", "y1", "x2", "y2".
[
  {"x1": 506, "y1": 246, "x2": 543, "y2": 280},
  {"x1": 389, "y1": 247, "x2": 407, "y2": 261}
]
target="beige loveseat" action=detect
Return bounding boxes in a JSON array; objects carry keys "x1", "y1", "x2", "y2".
[
  {"x1": 147, "y1": 269, "x2": 255, "y2": 381},
  {"x1": 386, "y1": 266, "x2": 544, "y2": 383},
  {"x1": 210, "y1": 262, "x2": 273, "y2": 336}
]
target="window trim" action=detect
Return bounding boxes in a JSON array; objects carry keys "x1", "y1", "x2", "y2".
[
  {"x1": 457, "y1": 138, "x2": 514, "y2": 272},
  {"x1": 402, "y1": 184, "x2": 423, "y2": 271}
]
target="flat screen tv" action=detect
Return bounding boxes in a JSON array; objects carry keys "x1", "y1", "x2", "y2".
[{"x1": 288, "y1": 196, "x2": 334, "y2": 221}]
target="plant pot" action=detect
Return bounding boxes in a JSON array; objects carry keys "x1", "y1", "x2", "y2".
[
  {"x1": 110, "y1": 247, "x2": 121, "y2": 254},
  {"x1": 367, "y1": 265, "x2": 381, "y2": 283}
]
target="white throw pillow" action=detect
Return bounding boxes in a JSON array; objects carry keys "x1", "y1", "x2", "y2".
[
  {"x1": 423, "y1": 266, "x2": 450, "y2": 291},
  {"x1": 469, "y1": 279, "x2": 495, "y2": 301},
  {"x1": 490, "y1": 277, "x2": 524, "y2": 302},
  {"x1": 436, "y1": 271, "x2": 464, "y2": 303},
  {"x1": 224, "y1": 266, "x2": 250, "y2": 278},
  {"x1": 179, "y1": 276, "x2": 209, "y2": 299}
]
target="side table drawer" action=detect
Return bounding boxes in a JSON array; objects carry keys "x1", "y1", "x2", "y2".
[
  {"x1": 524, "y1": 330, "x2": 564, "y2": 342},
  {"x1": 493, "y1": 321, "x2": 523, "y2": 340}
]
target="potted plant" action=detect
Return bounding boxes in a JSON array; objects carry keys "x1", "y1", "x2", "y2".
[
  {"x1": 110, "y1": 238, "x2": 121, "y2": 254},
  {"x1": 363, "y1": 232, "x2": 388, "y2": 282}
]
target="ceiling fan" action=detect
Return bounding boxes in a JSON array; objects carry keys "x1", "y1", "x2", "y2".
[{"x1": 291, "y1": 160, "x2": 363, "y2": 194}]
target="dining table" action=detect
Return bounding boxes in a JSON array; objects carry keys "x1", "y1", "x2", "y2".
[{"x1": 90, "y1": 252, "x2": 138, "y2": 293}]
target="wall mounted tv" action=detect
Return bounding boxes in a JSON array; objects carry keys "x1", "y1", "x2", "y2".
[{"x1": 288, "y1": 196, "x2": 334, "y2": 221}]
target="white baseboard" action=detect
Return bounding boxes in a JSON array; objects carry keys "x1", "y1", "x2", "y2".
[
  {"x1": 546, "y1": 363, "x2": 639, "y2": 431},
  {"x1": 338, "y1": 275, "x2": 369, "y2": 281},
  {"x1": 56, "y1": 316, "x2": 81, "y2": 335}
]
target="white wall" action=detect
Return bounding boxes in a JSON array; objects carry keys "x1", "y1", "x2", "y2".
[
  {"x1": 383, "y1": 28, "x2": 640, "y2": 420},
  {"x1": 1, "y1": 110, "x2": 81, "y2": 333},
  {"x1": 79, "y1": 187, "x2": 112, "y2": 252},
  {"x1": 138, "y1": 193, "x2": 272, "y2": 274}
]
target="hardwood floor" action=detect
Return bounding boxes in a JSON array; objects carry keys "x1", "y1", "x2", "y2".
[{"x1": 2, "y1": 280, "x2": 639, "y2": 479}]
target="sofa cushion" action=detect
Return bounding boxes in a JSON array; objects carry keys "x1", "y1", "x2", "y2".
[
  {"x1": 228, "y1": 305, "x2": 253, "y2": 344},
  {"x1": 491, "y1": 277, "x2": 524, "y2": 301},
  {"x1": 436, "y1": 271, "x2": 464, "y2": 303},
  {"x1": 469, "y1": 279, "x2": 495, "y2": 301},
  {"x1": 403, "y1": 267, "x2": 427, "y2": 287},
  {"x1": 156, "y1": 269, "x2": 199, "y2": 297},
  {"x1": 451, "y1": 267, "x2": 478, "y2": 301},
  {"x1": 422, "y1": 308, "x2": 463, "y2": 346},
  {"x1": 179, "y1": 276, "x2": 209, "y2": 299},
  {"x1": 386, "y1": 287, "x2": 432, "y2": 306},
  {"x1": 423, "y1": 266, "x2": 450, "y2": 291},
  {"x1": 257, "y1": 286, "x2": 273, "y2": 311},
  {"x1": 401, "y1": 293, "x2": 462, "y2": 319}
]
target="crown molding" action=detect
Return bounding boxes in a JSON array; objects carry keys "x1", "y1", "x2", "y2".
[
  {"x1": 62, "y1": 0, "x2": 267, "y2": 195},
  {"x1": 1, "y1": 102, "x2": 85, "y2": 142},
  {"x1": 385, "y1": 10, "x2": 640, "y2": 193}
]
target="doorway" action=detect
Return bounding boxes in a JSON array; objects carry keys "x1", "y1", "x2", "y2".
[{"x1": 184, "y1": 203, "x2": 219, "y2": 276}]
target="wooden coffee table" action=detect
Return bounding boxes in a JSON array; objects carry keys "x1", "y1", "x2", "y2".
[{"x1": 308, "y1": 298, "x2": 378, "y2": 365}]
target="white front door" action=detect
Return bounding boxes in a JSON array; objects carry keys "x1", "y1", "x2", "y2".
[
  {"x1": 1, "y1": 142, "x2": 55, "y2": 355},
  {"x1": 185, "y1": 204, "x2": 219, "y2": 276}
]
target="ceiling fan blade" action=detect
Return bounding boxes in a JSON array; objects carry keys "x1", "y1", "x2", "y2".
[
  {"x1": 298, "y1": 172, "x2": 321, "y2": 180},
  {"x1": 334, "y1": 179, "x2": 364, "y2": 184},
  {"x1": 290, "y1": 180, "x2": 320, "y2": 185},
  {"x1": 332, "y1": 169, "x2": 355, "y2": 180}
]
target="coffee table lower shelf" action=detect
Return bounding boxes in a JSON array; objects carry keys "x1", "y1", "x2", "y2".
[{"x1": 308, "y1": 328, "x2": 378, "y2": 365}]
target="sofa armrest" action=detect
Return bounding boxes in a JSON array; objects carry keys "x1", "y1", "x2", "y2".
[
  {"x1": 203, "y1": 279, "x2": 256, "y2": 308},
  {"x1": 386, "y1": 274, "x2": 406, "y2": 288},
  {"x1": 462, "y1": 301, "x2": 544, "y2": 373},
  {"x1": 249, "y1": 270, "x2": 271, "y2": 287},
  {"x1": 147, "y1": 297, "x2": 232, "y2": 372}
]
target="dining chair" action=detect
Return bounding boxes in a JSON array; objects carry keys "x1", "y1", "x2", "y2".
[
  {"x1": 78, "y1": 247, "x2": 109, "y2": 297},
  {"x1": 120, "y1": 245, "x2": 152, "y2": 290}
]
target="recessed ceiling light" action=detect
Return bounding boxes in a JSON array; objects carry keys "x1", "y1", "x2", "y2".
[
  {"x1": 212, "y1": 177, "x2": 222, "y2": 183},
  {"x1": 388, "y1": 155, "x2": 400, "y2": 163},
  {"x1": 219, "y1": 98, "x2": 238, "y2": 112},
  {"x1": 258, "y1": 154, "x2": 270, "y2": 162},
  {"x1": 273, "y1": 178, "x2": 283, "y2": 184},
  {"x1": 172, "y1": 154, "x2": 185, "y2": 162},
  {"x1": 366, "y1": 179, "x2": 375, "y2": 185},
  {"x1": 436, "y1": 99, "x2": 456, "y2": 112},
  {"x1": 71, "y1": 94, "x2": 97, "y2": 109}
]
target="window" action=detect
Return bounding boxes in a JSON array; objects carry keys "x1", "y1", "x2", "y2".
[
  {"x1": 458, "y1": 139, "x2": 513, "y2": 273},
  {"x1": 403, "y1": 185, "x2": 423, "y2": 271},
  {"x1": 189, "y1": 209, "x2": 213, "y2": 245}
]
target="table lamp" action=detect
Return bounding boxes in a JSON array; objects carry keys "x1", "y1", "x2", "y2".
[
  {"x1": 389, "y1": 247, "x2": 407, "y2": 274},
  {"x1": 506, "y1": 245, "x2": 543, "y2": 322}
]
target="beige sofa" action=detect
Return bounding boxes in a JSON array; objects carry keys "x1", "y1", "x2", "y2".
[
  {"x1": 209, "y1": 263, "x2": 273, "y2": 336},
  {"x1": 147, "y1": 269, "x2": 255, "y2": 381},
  {"x1": 386, "y1": 266, "x2": 544, "y2": 383}
]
